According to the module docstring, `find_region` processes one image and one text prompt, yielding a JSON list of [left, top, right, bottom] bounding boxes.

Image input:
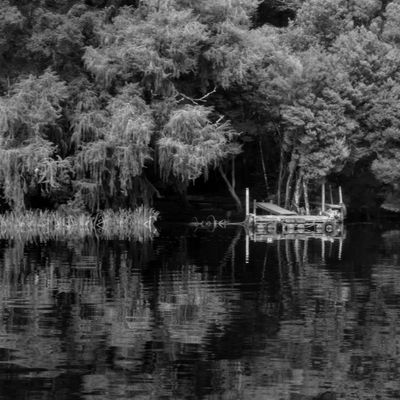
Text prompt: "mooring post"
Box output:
[[245, 187, 250, 220], [245, 233, 249, 264], [321, 182, 326, 213], [339, 238, 343, 260]]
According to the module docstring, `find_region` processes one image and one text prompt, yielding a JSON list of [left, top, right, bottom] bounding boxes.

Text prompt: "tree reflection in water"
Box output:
[[0, 226, 399, 399]]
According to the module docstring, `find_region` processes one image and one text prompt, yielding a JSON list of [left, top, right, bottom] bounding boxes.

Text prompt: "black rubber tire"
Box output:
[[266, 223, 276, 233], [325, 223, 334, 233], [297, 224, 305, 233]]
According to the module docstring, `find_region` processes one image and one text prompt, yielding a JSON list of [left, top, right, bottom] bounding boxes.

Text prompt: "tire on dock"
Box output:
[[296, 223, 305, 233], [324, 221, 334, 234], [266, 222, 277, 234], [283, 223, 295, 234]]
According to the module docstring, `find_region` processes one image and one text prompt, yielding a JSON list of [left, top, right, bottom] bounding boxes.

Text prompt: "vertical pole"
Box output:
[[245, 233, 249, 264], [253, 200, 256, 216], [339, 186, 343, 204], [321, 238, 325, 264], [329, 185, 333, 204], [245, 187, 250, 219], [321, 182, 326, 213], [339, 238, 343, 260]]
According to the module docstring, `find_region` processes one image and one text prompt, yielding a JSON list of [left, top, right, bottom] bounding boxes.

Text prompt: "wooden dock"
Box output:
[[245, 188, 345, 237]]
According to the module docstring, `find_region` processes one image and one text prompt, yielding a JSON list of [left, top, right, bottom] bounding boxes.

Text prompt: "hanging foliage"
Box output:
[[0, 138, 72, 210], [0, 70, 68, 143], [0, 71, 68, 210], [158, 105, 241, 184], [74, 85, 154, 209]]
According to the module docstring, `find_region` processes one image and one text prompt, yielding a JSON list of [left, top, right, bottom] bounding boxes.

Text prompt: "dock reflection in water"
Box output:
[[0, 225, 399, 399]]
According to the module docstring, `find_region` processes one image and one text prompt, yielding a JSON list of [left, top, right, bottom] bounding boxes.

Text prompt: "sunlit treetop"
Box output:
[[84, 5, 208, 90]]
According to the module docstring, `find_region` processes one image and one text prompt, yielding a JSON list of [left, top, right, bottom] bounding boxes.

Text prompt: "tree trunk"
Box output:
[[293, 172, 302, 213], [303, 178, 310, 215], [284, 167, 294, 210], [219, 165, 242, 212], [277, 146, 285, 206], [258, 136, 268, 197], [284, 155, 297, 209]]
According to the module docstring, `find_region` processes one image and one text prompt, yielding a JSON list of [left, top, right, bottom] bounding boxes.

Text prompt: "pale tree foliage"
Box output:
[[332, 28, 398, 87], [331, 27, 400, 185], [295, 0, 353, 45], [276, 0, 400, 208], [83, 5, 208, 90], [284, 0, 381, 51], [257, 41, 357, 208], [74, 85, 154, 210], [372, 153, 400, 185], [158, 105, 241, 185], [282, 98, 352, 182], [70, 88, 108, 146], [368, 82, 400, 188], [351, 0, 381, 25], [0, 70, 68, 141], [205, 23, 272, 88], [0, 71, 69, 210]]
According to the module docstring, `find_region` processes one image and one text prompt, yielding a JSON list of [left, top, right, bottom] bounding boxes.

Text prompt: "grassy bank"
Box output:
[[0, 206, 159, 241]]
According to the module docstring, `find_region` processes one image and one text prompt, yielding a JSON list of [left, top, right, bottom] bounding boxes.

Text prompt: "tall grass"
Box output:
[[101, 206, 159, 240], [0, 207, 159, 241]]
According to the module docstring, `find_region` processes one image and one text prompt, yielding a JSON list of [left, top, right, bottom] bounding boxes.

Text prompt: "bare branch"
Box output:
[[196, 86, 217, 102], [216, 115, 224, 124], [175, 86, 217, 105], [176, 92, 198, 105]]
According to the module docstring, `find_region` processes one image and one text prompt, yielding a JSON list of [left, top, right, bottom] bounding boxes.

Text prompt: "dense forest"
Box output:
[[1, 0, 400, 217]]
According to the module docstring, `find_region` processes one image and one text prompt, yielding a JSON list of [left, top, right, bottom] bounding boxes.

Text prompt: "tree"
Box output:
[[72, 84, 155, 210], [158, 105, 241, 209], [83, 4, 208, 92], [0, 70, 69, 210]]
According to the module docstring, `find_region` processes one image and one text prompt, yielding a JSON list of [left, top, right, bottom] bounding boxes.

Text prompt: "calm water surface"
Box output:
[[0, 225, 399, 399]]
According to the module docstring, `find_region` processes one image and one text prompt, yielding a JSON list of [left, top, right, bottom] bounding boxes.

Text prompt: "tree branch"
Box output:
[[196, 86, 217, 102], [175, 86, 217, 105]]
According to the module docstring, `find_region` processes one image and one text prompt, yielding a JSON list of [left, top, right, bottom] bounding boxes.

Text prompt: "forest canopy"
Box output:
[[0, 0, 399, 214]]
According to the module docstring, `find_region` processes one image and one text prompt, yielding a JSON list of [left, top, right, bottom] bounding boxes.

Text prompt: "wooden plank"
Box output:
[[251, 233, 343, 242], [256, 202, 297, 215], [254, 214, 332, 223]]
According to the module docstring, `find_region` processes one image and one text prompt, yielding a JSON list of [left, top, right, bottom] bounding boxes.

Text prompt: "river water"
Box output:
[[0, 224, 399, 399]]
